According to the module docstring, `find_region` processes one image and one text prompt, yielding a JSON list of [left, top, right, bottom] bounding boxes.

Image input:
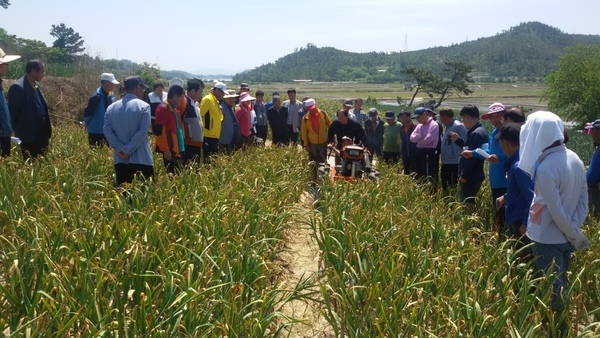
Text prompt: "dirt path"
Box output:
[[279, 191, 333, 338]]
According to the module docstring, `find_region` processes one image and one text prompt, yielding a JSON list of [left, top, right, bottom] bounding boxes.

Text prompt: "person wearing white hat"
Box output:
[[8, 60, 51, 160], [300, 98, 332, 181], [0, 48, 21, 157], [200, 81, 228, 163], [83, 73, 119, 147]]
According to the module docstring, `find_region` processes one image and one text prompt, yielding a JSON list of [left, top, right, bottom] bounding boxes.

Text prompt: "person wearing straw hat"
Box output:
[[0, 48, 20, 157], [8, 60, 51, 160], [83, 73, 119, 147]]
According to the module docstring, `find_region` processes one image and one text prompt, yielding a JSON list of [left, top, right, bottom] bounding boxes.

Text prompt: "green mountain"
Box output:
[[233, 22, 600, 83]]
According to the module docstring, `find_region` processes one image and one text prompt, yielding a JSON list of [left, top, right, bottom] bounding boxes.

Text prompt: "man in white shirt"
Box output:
[[283, 88, 303, 143], [146, 80, 167, 130]]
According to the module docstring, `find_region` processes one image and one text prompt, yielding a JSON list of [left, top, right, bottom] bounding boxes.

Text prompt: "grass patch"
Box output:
[[0, 125, 315, 336]]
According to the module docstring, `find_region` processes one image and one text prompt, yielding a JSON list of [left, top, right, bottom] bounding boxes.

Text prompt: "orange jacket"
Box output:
[[154, 101, 185, 157]]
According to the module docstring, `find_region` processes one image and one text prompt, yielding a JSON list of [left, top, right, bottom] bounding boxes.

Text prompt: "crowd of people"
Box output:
[[0, 52, 597, 337]]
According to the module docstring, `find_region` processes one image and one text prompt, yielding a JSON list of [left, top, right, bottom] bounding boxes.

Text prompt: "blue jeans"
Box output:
[[531, 241, 574, 337]]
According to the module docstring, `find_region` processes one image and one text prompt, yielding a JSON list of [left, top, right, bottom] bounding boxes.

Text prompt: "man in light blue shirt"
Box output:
[[439, 107, 467, 192], [103, 76, 154, 186]]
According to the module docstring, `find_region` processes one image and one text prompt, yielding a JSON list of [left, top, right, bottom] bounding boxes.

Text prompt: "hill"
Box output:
[[233, 22, 600, 84]]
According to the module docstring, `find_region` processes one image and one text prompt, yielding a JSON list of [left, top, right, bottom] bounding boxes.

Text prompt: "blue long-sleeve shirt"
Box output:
[[587, 147, 600, 186], [472, 128, 508, 189], [504, 151, 534, 225], [103, 93, 153, 166]]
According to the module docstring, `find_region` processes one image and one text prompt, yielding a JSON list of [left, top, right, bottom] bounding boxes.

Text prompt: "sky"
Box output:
[[1, 0, 599, 75]]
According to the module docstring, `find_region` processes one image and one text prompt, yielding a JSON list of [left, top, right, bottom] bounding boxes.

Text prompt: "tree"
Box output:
[[0, 28, 18, 52], [427, 61, 474, 108], [50, 23, 85, 60], [401, 67, 438, 106], [134, 62, 161, 95], [0, 0, 9, 9], [543, 45, 600, 124]]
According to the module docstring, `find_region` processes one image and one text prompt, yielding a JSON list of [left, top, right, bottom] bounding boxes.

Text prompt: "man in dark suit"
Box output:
[[8, 60, 52, 160]]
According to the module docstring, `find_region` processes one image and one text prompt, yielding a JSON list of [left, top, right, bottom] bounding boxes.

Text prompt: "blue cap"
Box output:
[[412, 107, 432, 118]]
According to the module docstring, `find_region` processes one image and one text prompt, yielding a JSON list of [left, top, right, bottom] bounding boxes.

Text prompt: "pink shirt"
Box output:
[[235, 107, 252, 137], [409, 117, 439, 149]]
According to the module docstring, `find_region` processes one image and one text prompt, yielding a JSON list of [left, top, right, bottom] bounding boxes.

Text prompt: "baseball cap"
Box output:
[[239, 83, 250, 90], [368, 108, 378, 116], [385, 111, 395, 119], [0, 48, 21, 64], [584, 119, 600, 130], [411, 107, 430, 118], [482, 102, 506, 120], [100, 73, 119, 85], [304, 98, 316, 110], [213, 82, 228, 93], [497, 122, 521, 142], [123, 76, 148, 90], [343, 99, 353, 107]]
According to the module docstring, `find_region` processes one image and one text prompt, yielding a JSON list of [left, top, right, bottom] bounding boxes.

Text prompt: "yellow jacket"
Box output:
[[301, 109, 331, 146], [200, 92, 223, 139]]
